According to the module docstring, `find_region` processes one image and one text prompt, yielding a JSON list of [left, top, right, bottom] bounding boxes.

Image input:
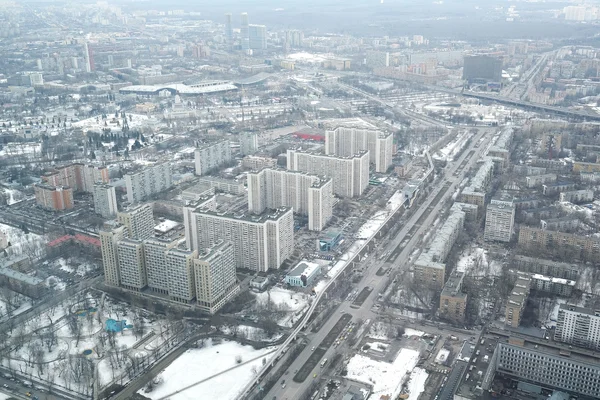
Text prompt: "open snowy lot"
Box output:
[[0, 290, 32, 321], [255, 287, 311, 328], [140, 338, 276, 400], [346, 348, 421, 400]]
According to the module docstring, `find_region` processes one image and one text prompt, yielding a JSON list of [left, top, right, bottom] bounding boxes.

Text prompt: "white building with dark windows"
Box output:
[[325, 127, 393, 173], [185, 206, 294, 272], [554, 304, 600, 350], [125, 163, 172, 203], [287, 149, 369, 198], [194, 140, 232, 176], [194, 241, 240, 314], [247, 168, 333, 231], [93, 184, 118, 218]]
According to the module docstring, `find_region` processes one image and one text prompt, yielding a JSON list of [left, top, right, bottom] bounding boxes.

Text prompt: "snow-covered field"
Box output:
[[140, 339, 275, 400], [255, 287, 310, 328], [346, 348, 420, 400], [456, 246, 502, 276], [0, 142, 42, 157], [0, 290, 32, 321], [221, 325, 283, 343], [0, 223, 46, 259], [55, 257, 98, 277], [407, 367, 429, 400], [433, 130, 471, 162], [435, 348, 450, 364], [328, 191, 404, 278], [367, 321, 393, 340], [404, 328, 425, 337]]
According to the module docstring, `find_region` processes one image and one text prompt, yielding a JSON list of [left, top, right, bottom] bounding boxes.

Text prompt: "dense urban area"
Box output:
[[1, 1, 600, 400]]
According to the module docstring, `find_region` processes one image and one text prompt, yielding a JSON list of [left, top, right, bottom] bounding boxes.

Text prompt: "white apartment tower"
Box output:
[[325, 127, 393, 173], [248, 24, 267, 50], [117, 239, 146, 291], [247, 168, 333, 231], [125, 163, 172, 203], [144, 238, 177, 294], [194, 241, 240, 314], [239, 132, 259, 156], [100, 225, 125, 286], [484, 199, 515, 242], [117, 203, 155, 240], [166, 247, 198, 303], [93, 184, 118, 218], [185, 207, 294, 272], [555, 304, 600, 350], [287, 149, 369, 198], [194, 140, 232, 176]]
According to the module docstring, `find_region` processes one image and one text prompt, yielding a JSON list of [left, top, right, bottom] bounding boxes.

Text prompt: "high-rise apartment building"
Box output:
[[240, 13, 249, 50], [194, 241, 240, 314], [248, 24, 267, 50], [287, 149, 369, 198], [185, 207, 293, 272], [144, 238, 177, 294], [83, 42, 94, 73], [125, 163, 172, 203], [100, 225, 125, 286], [117, 238, 146, 291], [366, 51, 390, 69], [166, 247, 198, 303], [325, 127, 393, 173], [463, 55, 502, 84], [194, 140, 232, 176], [239, 132, 258, 156], [248, 168, 333, 231], [554, 304, 600, 350], [284, 30, 304, 47], [117, 203, 155, 240], [42, 163, 109, 193], [93, 184, 118, 218], [225, 13, 233, 48], [34, 184, 74, 211], [484, 199, 515, 242]]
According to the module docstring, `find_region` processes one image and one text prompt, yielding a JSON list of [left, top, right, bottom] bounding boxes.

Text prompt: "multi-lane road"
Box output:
[[264, 127, 495, 400]]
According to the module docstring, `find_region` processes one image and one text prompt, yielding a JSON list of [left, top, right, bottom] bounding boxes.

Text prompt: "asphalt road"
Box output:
[[0, 374, 64, 400], [265, 127, 496, 400]]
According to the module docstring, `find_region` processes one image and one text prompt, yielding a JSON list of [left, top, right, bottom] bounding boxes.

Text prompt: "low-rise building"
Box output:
[[285, 261, 321, 287], [505, 275, 531, 328], [249, 276, 269, 291], [525, 173, 557, 188], [439, 271, 467, 323], [242, 155, 277, 170], [559, 189, 594, 203]]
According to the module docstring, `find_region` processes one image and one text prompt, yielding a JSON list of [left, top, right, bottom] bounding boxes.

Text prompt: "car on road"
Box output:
[[2, 384, 8, 389], [311, 346, 315, 351], [25, 392, 32, 397]]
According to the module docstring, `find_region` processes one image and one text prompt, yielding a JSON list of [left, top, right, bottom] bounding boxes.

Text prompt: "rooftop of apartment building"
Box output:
[[250, 167, 332, 188], [194, 206, 292, 224], [558, 303, 600, 317], [507, 275, 531, 309], [289, 147, 369, 160], [0, 267, 44, 285], [34, 183, 71, 191], [454, 327, 600, 400], [195, 139, 230, 150], [441, 272, 466, 299], [463, 158, 494, 193], [318, 117, 378, 130]]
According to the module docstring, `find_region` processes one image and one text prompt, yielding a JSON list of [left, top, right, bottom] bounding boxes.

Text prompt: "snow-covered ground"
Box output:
[[0, 290, 32, 321], [72, 113, 152, 134], [346, 348, 420, 400], [140, 339, 275, 400], [0, 142, 42, 157], [255, 287, 310, 327], [328, 191, 404, 278], [0, 223, 46, 259], [404, 328, 425, 337], [55, 257, 98, 277], [433, 130, 472, 162], [456, 246, 502, 276], [221, 325, 283, 343], [406, 367, 429, 400], [367, 321, 393, 340]]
